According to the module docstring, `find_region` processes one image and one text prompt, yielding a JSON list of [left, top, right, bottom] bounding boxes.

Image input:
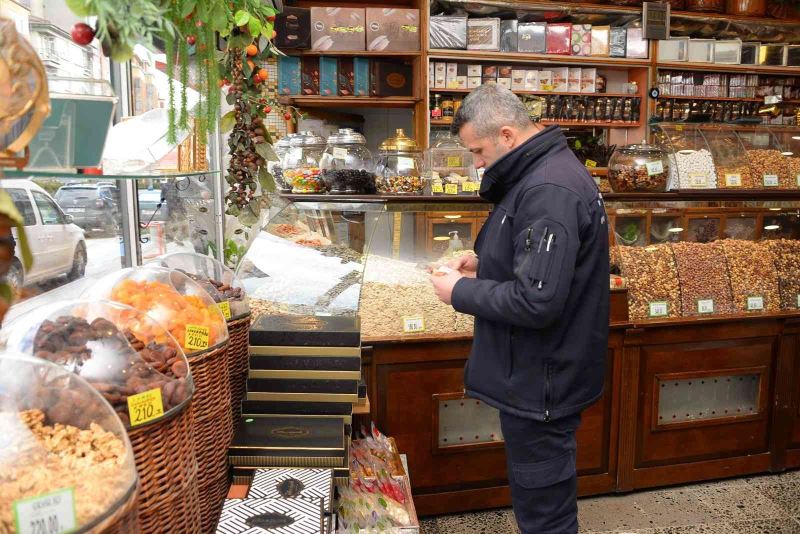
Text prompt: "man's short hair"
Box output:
[[450, 83, 533, 138]]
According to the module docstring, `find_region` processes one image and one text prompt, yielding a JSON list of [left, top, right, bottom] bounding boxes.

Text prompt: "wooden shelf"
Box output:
[[430, 88, 640, 98], [657, 95, 800, 104], [282, 49, 421, 57], [604, 189, 800, 201], [428, 49, 651, 68], [658, 61, 800, 75], [431, 118, 641, 128], [278, 95, 419, 108]]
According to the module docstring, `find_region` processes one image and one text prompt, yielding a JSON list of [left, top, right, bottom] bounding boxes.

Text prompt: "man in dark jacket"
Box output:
[[431, 84, 609, 533]]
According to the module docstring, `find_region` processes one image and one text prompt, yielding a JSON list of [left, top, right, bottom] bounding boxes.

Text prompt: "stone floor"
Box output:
[[419, 470, 800, 534]]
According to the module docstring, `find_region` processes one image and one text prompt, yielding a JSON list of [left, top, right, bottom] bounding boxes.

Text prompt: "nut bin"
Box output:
[[618, 244, 681, 320], [375, 129, 426, 194], [765, 239, 800, 310], [671, 242, 734, 316], [653, 124, 717, 189], [320, 128, 377, 194], [719, 239, 780, 312], [608, 141, 670, 192], [736, 128, 792, 188], [0, 352, 140, 534], [271, 134, 298, 193], [703, 126, 755, 189]]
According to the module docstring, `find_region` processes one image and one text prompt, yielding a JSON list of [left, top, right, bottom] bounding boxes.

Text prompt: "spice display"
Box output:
[[284, 166, 324, 193], [320, 170, 377, 194], [608, 142, 670, 193], [719, 239, 780, 312], [746, 149, 791, 188], [674, 149, 717, 189], [618, 244, 681, 320], [178, 272, 247, 317], [0, 409, 131, 532], [716, 164, 757, 189], [766, 239, 800, 309], [671, 242, 734, 316]]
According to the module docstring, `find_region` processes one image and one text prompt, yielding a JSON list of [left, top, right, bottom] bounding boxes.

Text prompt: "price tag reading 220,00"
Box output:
[[127, 388, 164, 427], [185, 324, 210, 351], [14, 488, 77, 534], [402, 316, 426, 333]]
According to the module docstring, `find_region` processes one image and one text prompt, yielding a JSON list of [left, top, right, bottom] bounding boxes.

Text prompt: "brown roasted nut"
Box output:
[[171, 360, 188, 378], [618, 244, 681, 320], [746, 149, 791, 188], [719, 239, 780, 312], [671, 242, 734, 316], [765, 239, 800, 309]]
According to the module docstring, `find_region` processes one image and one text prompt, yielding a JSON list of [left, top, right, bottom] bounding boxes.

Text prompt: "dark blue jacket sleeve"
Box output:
[[451, 184, 585, 329]]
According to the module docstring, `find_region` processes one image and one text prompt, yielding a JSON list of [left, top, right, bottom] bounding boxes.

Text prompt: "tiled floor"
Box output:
[[419, 471, 800, 534]]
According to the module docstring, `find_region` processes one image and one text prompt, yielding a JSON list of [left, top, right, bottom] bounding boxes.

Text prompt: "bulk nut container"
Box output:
[[736, 127, 792, 188], [653, 124, 717, 189], [0, 351, 138, 533], [375, 129, 426, 195], [319, 128, 377, 194], [608, 141, 671, 193], [282, 131, 327, 194], [425, 133, 480, 196]]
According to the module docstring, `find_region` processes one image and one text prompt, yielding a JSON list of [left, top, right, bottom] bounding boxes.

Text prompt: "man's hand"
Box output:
[[446, 255, 478, 278], [430, 270, 464, 305]]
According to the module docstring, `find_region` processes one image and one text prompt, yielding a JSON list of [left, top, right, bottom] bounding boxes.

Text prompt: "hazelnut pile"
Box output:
[[718, 239, 780, 313], [765, 238, 800, 309], [671, 242, 734, 316], [618, 244, 681, 320]]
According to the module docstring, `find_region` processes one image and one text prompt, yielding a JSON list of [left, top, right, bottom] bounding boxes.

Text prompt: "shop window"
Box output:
[[7, 189, 37, 226]]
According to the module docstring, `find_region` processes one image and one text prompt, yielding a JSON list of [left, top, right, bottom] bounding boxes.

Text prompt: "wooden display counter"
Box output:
[[361, 306, 800, 516]]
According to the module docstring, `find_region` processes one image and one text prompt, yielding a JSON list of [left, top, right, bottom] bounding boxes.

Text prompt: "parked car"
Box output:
[[3, 179, 87, 289], [54, 182, 120, 235], [138, 188, 169, 223]]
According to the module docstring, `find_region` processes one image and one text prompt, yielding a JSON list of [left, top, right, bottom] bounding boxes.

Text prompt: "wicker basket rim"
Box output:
[[75, 474, 138, 534], [186, 339, 229, 360]]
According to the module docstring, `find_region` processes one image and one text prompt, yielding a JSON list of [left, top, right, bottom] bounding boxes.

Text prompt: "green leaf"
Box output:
[[258, 167, 276, 193], [261, 6, 277, 16], [220, 110, 236, 133], [242, 58, 253, 78], [0, 190, 32, 271], [65, 0, 92, 17], [248, 18, 261, 38], [255, 143, 278, 162], [228, 33, 251, 49], [237, 204, 259, 226], [225, 92, 237, 105], [234, 10, 250, 26], [210, 2, 229, 33], [226, 204, 241, 217], [181, 0, 197, 19], [261, 22, 274, 39]]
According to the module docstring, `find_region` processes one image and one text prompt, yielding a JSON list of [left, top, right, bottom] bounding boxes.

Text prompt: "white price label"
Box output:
[[646, 161, 664, 176], [797, 294, 800, 309], [747, 296, 764, 311], [763, 174, 779, 187], [402, 316, 426, 333], [725, 174, 742, 187], [397, 157, 415, 172], [697, 299, 715, 314], [648, 301, 669, 318], [688, 173, 708, 188], [332, 147, 348, 160], [14, 488, 76, 534]]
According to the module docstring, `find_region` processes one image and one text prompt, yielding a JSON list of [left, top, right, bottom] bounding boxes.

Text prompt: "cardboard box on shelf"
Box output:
[[310, 7, 366, 51], [446, 62, 459, 89], [625, 26, 648, 59], [518, 22, 547, 54], [354, 57, 370, 96], [591, 26, 610, 56], [434, 62, 447, 89], [552, 67, 569, 93], [456, 64, 469, 89], [366, 8, 420, 52], [468, 77, 482, 88], [568, 68, 582, 93], [370, 60, 413, 96], [275, 7, 311, 49], [467, 64, 482, 77], [571, 24, 592, 56], [430, 15, 467, 49], [338, 57, 355, 96], [500, 20, 519, 52], [524, 70, 539, 91], [546, 23, 572, 55], [467, 18, 501, 51], [610, 27, 627, 58], [319, 57, 338, 96], [539, 70, 553, 92], [511, 69, 527, 91], [278, 56, 301, 95], [581, 67, 597, 93]]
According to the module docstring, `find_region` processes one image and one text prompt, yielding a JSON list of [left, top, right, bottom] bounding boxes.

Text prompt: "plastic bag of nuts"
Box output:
[[765, 239, 800, 310], [2, 300, 193, 429], [671, 242, 734, 316], [719, 239, 780, 313], [618, 244, 681, 320]]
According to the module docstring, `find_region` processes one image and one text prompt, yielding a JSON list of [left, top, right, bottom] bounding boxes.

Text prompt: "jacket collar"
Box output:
[[479, 125, 565, 203]]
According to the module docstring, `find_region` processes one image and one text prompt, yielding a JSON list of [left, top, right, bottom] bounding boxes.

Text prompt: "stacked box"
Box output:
[[500, 20, 518, 52], [275, 7, 311, 49], [610, 27, 627, 58], [354, 57, 370, 96], [248, 468, 334, 513], [366, 8, 420, 52], [518, 22, 546, 53], [591, 26, 610, 56], [310, 7, 366, 51], [571, 24, 592, 56], [319, 57, 338, 96], [569, 68, 582, 93], [278, 56, 301, 95], [467, 18, 501, 51], [218, 498, 326, 534], [430, 15, 467, 49], [546, 23, 572, 55]]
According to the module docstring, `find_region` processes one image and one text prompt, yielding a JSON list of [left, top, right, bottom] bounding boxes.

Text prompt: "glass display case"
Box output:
[[0, 351, 138, 533], [607, 141, 671, 193], [319, 128, 377, 195], [425, 133, 480, 196], [736, 127, 792, 189], [375, 129, 426, 195], [653, 124, 718, 189], [2, 300, 193, 429]]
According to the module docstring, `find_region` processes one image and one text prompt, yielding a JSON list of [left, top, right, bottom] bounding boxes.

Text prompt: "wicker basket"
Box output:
[[128, 398, 201, 533], [198, 471, 231, 533], [187, 342, 234, 526], [227, 315, 250, 426]]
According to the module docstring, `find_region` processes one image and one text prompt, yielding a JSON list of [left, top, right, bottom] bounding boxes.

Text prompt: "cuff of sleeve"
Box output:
[[451, 277, 480, 316]]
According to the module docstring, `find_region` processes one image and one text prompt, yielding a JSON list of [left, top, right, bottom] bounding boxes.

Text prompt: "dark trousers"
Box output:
[[500, 411, 582, 534]]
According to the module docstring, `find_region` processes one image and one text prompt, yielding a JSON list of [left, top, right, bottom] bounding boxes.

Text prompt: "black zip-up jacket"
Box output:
[[451, 126, 609, 422]]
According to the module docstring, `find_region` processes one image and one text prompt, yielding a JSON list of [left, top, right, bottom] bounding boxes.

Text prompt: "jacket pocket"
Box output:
[[514, 219, 568, 303], [511, 451, 574, 489]]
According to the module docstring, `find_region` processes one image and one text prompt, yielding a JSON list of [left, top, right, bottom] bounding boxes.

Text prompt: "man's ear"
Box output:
[[499, 126, 516, 147]]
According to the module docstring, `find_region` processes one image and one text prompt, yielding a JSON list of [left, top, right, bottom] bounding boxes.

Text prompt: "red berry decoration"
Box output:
[[263, 105, 272, 114], [186, 35, 196, 46], [259, 98, 267, 104], [283, 112, 292, 121], [70, 23, 95, 46], [195, 20, 204, 28], [268, 15, 276, 22], [253, 73, 262, 83]]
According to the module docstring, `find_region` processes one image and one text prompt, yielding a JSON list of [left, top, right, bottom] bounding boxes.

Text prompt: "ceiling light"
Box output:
[[668, 227, 684, 233], [764, 224, 780, 231], [444, 215, 462, 219]]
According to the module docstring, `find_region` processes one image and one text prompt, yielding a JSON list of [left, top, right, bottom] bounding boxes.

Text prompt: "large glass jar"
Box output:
[[608, 141, 671, 192], [375, 129, 425, 195], [0, 351, 138, 533], [319, 128, 377, 194], [425, 132, 480, 196], [282, 131, 326, 194], [2, 300, 194, 429], [271, 134, 297, 193], [148, 252, 250, 320]]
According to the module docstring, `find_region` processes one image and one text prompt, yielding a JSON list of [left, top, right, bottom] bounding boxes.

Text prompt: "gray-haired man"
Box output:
[[430, 84, 609, 533]]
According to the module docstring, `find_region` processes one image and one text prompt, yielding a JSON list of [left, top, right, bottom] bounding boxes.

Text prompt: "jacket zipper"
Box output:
[[544, 360, 552, 422]]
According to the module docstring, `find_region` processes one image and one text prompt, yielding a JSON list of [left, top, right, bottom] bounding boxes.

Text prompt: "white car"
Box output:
[[3, 179, 87, 288]]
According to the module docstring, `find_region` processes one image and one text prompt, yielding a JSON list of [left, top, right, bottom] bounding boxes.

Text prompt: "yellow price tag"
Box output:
[[445, 183, 459, 195], [462, 182, 477, 192], [185, 324, 210, 351], [446, 156, 462, 167], [585, 159, 597, 168], [217, 301, 232, 320], [128, 388, 164, 427], [432, 183, 444, 194]]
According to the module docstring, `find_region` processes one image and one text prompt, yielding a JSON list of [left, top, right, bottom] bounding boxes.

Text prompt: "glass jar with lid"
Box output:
[[608, 141, 671, 193], [271, 133, 297, 193], [425, 132, 480, 196], [375, 129, 425, 195], [0, 351, 138, 532], [319, 128, 377, 194], [282, 131, 327, 194]]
